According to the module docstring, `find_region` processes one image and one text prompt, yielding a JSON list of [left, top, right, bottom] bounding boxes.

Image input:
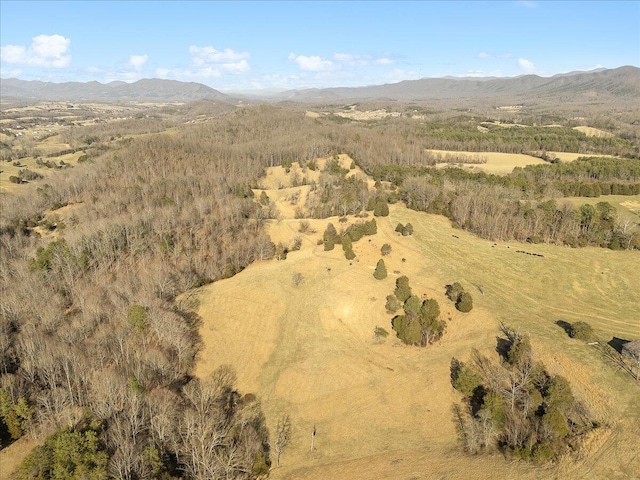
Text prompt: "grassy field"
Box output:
[[0, 151, 85, 194], [573, 126, 614, 138], [192, 164, 640, 479], [428, 149, 548, 174], [561, 194, 640, 226]]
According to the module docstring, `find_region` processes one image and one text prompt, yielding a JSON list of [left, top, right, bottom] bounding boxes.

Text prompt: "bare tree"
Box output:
[[273, 415, 292, 467]]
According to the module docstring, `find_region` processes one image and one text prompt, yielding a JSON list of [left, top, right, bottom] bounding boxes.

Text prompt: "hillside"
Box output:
[[190, 161, 640, 480], [3, 67, 638, 106], [276, 66, 640, 103], [0, 78, 229, 102]]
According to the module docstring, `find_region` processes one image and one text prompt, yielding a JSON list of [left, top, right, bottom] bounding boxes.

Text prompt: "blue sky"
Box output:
[[1, 1, 638, 91]]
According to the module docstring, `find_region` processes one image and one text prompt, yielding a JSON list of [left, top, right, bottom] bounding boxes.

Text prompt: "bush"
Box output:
[[385, 295, 401, 313], [394, 276, 412, 302], [395, 223, 404, 233], [402, 223, 414, 236], [362, 218, 377, 235], [446, 282, 465, 302], [450, 358, 482, 397], [568, 321, 593, 341], [276, 242, 288, 260], [373, 259, 387, 280], [374, 326, 389, 339], [298, 220, 312, 233], [323, 223, 339, 251], [392, 313, 422, 345], [403, 295, 422, 315], [381, 243, 392, 256], [128, 305, 148, 331], [373, 198, 389, 217], [455, 292, 473, 313]]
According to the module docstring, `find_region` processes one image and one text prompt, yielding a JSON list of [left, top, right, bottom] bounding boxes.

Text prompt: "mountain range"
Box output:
[[1, 66, 638, 104]]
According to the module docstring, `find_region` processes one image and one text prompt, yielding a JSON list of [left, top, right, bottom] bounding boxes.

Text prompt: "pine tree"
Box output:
[[373, 259, 387, 280]]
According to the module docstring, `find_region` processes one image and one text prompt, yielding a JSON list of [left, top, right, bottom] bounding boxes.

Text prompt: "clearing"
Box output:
[[192, 163, 640, 480], [427, 149, 547, 174]]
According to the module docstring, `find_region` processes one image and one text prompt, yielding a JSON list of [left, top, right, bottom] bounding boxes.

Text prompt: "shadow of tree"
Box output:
[[608, 336, 631, 354], [555, 319, 572, 337], [495, 336, 512, 361]]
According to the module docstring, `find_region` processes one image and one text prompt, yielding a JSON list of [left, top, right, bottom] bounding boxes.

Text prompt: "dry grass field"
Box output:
[[428, 149, 548, 174], [0, 151, 85, 194], [192, 165, 640, 480], [561, 194, 640, 226], [574, 126, 615, 138]]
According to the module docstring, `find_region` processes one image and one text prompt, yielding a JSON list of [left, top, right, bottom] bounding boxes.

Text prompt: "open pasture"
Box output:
[[194, 200, 640, 479]]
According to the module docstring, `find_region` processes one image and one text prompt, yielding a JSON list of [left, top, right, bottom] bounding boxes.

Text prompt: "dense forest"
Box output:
[[1, 104, 639, 477]]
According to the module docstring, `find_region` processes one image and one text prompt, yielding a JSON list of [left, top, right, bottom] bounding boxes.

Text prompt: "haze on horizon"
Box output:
[[1, 1, 638, 91]]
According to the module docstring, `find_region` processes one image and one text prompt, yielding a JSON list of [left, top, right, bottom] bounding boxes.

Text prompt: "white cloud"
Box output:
[[1, 34, 71, 68], [289, 53, 335, 71], [478, 52, 491, 59], [186, 45, 250, 75], [518, 58, 536, 72], [189, 46, 249, 65], [333, 53, 394, 67], [129, 54, 148, 69]]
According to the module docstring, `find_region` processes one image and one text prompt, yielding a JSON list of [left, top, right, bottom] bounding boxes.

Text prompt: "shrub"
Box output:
[[292, 272, 304, 287], [374, 326, 389, 339], [9, 176, 21, 184], [362, 218, 377, 235], [420, 298, 440, 323], [259, 191, 270, 205], [446, 282, 465, 302], [291, 236, 302, 251], [403, 295, 422, 315], [402, 223, 414, 236], [373, 198, 389, 217], [395, 223, 404, 233], [568, 321, 593, 341], [342, 235, 356, 259], [323, 223, 339, 251], [373, 259, 387, 280], [450, 358, 482, 397], [455, 292, 473, 313], [394, 276, 412, 302], [385, 295, 401, 313], [298, 220, 310, 233], [276, 242, 288, 260], [381, 243, 392, 256], [392, 313, 422, 345], [128, 305, 148, 331]]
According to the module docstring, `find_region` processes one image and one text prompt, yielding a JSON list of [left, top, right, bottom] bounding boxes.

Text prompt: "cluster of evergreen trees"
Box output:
[[385, 276, 446, 346], [451, 326, 595, 461]]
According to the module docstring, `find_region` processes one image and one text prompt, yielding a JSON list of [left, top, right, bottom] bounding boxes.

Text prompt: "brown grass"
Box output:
[[427, 149, 547, 174], [573, 126, 614, 138], [193, 196, 640, 479]]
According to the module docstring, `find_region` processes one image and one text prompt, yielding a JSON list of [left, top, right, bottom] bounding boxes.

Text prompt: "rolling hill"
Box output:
[[0, 77, 229, 102], [2, 66, 638, 104]]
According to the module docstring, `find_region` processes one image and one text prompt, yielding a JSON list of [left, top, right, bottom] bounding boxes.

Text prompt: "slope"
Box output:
[[192, 164, 640, 479]]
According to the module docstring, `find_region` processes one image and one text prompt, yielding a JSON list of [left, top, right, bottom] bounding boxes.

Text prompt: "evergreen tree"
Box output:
[[455, 292, 473, 312], [394, 276, 412, 302], [342, 235, 356, 260], [373, 259, 387, 280]]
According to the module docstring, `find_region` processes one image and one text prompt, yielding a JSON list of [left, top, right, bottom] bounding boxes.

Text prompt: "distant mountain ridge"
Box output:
[[1, 66, 638, 103], [0, 78, 228, 102], [274, 66, 640, 102]]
